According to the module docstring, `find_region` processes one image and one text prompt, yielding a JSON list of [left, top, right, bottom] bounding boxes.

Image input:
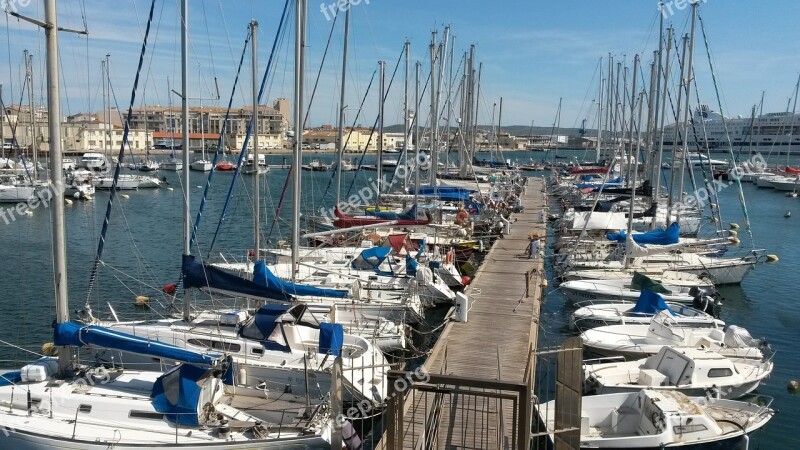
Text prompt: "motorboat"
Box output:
[[303, 159, 329, 171], [137, 160, 160, 172], [190, 159, 213, 172], [216, 160, 237, 171], [536, 389, 774, 449], [583, 346, 773, 399], [79, 152, 110, 172], [571, 294, 723, 330], [580, 312, 767, 360], [159, 158, 183, 171]]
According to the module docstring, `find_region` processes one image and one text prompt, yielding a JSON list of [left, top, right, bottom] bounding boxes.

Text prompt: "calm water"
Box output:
[[1, 150, 798, 448]]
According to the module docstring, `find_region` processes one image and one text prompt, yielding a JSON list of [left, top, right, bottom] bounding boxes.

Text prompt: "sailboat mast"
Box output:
[[667, 34, 689, 216], [292, 0, 307, 282], [26, 51, 38, 179], [377, 60, 385, 207], [251, 20, 260, 260], [651, 26, 673, 228], [414, 61, 420, 206], [44, 0, 70, 375], [428, 31, 437, 186], [676, 2, 698, 224], [402, 40, 410, 190], [596, 58, 604, 164], [181, 0, 191, 321], [335, 6, 350, 208]]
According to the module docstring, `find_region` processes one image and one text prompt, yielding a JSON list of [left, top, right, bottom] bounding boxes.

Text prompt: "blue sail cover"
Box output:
[[410, 185, 474, 201], [0, 371, 21, 387], [575, 177, 623, 190], [352, 247, 392, 270], [630, 290, 674, 316], [607, 222, 680, 245], [405, 255, 418, 275], [151, 363, 211, 426], [54, 322, 219, 366], [252, 260, 347, 298], [319, 322, 344, 357], [182, 255, 292, 301]]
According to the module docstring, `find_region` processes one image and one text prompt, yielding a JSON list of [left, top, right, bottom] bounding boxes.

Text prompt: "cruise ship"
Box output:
[[662, 105, 800, 154]]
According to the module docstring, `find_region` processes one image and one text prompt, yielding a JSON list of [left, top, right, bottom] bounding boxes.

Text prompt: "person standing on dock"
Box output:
[[527, 233, 541, 259]]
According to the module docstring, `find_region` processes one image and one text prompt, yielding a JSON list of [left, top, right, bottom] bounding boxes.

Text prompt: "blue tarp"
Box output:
[[54, 322, 219, 366], [253, 260, 347, 298], [182, 255, 293, 301], [251, 304, 292, 352], [319, 322, 344, 357], [151, 363, 209, 426], [607, 222, 680, 245], [630, 290, 674, 316], [0, 371, 21, 387], [410, 185, 474, 201], [575, 177, 623, 189], [352, 247, 392, 270], [406, 255, 418, 275]]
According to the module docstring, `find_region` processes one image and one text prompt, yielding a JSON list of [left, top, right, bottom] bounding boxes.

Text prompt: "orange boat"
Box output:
[[215, 161, 236, 171]]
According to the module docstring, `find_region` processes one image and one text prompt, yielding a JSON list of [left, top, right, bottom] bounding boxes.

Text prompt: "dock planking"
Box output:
[[380, 176, 547, 449]]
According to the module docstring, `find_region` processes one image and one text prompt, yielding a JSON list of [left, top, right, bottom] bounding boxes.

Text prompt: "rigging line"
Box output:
[[191, 28, 251, 250], [303, 12, 339, 129], [318, 69, 378, 205], [697, 13, 754, 248], [85, 0, 157, 304], [345, 44, 405, 200], [208, 0, 291, 255]]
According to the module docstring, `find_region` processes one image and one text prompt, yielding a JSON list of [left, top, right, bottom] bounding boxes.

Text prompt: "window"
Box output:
[[708, 368, 733, 378], [79, 404, 92, 413], [129, 411, 165, 420], [251, 347, 264, 356], [187, 338, 241, 353], [241, 319, 267, 341]]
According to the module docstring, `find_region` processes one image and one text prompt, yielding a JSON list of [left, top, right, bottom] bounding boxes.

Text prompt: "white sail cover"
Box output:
[[571, 211, 628, 231]]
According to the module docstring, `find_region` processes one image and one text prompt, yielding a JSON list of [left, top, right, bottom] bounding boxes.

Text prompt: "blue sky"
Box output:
[[2, 0, 799, 130]]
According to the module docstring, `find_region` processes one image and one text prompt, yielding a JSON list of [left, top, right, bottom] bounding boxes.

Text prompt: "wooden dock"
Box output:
[[379, 176, 548, 449]]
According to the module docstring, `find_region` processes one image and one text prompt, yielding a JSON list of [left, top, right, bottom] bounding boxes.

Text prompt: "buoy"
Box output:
[[789, 380, 800, 391], [729, 237, 740, 245], [785, 210, 792, 218], [23, 210, 33, 216], [729, 223, 739, 229], [541, 279, 549, 288], [786, 192, 798, 198], [728, 230, 738, 237], [134, 295, 151, 306], [766, 254, 779, 263], [41, 342, 57, 356], [167, 187, 174, 191], [64, 198, 73, 206], [121, 194, 130, 199]]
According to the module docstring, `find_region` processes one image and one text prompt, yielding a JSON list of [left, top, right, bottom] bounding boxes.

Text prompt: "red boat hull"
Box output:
[[332, 207, 430, 228]]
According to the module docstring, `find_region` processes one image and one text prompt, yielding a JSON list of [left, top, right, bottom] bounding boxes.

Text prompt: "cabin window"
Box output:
[[241, 319, 267, 341], [79, 404, 92, 413], [708, 368, 733, 378], [129, 411, 165, 420], [251, 347, 264, 356], [187, 338, 241, 353]]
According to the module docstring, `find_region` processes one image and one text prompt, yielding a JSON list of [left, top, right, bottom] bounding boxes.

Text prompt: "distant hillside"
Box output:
[[383, 124, 594, 138]]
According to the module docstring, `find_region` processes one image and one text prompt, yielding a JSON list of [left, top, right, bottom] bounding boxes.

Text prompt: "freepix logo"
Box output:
[[1, 0, 31, 13], [659, 0, 708, 18], [319, 0, 370, 21]]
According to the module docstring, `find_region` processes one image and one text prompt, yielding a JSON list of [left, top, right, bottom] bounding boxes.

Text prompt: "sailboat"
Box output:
[[0, 2, 334, 447]]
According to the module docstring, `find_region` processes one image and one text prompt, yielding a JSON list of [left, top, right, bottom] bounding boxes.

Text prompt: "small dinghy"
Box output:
[[571, 290, 724, 330], [584, 346, 773, 399], [581, 311, 767, 360], [536, 389, 774, 449]]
